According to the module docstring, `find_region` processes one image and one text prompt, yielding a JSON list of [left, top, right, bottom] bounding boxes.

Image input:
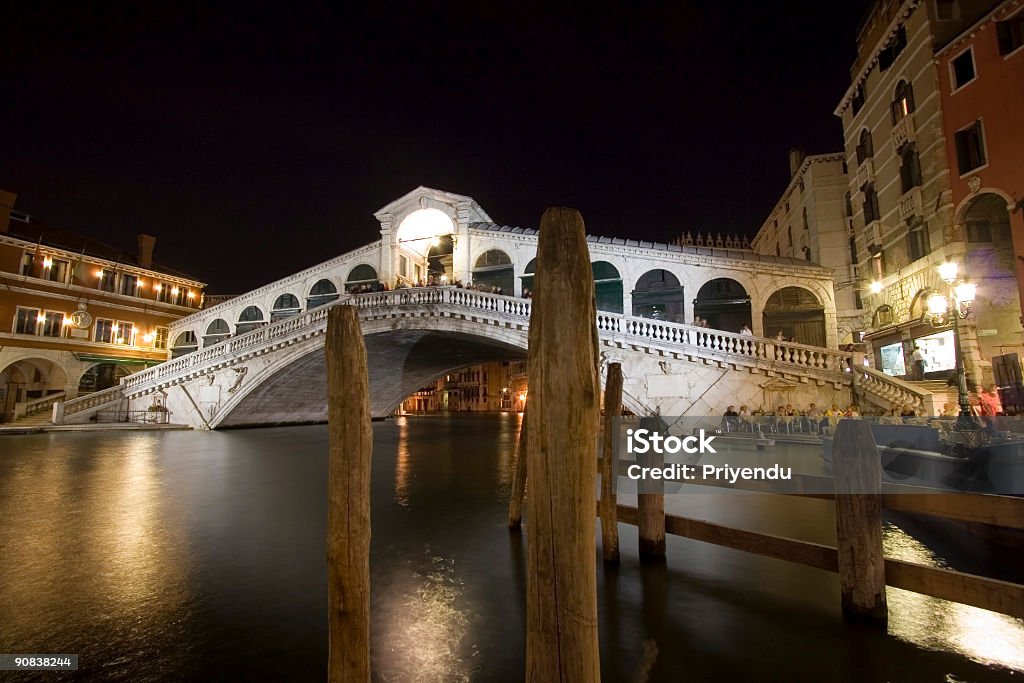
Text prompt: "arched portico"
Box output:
[[762, 286, 826, 347], [693, 278, 751, 332]]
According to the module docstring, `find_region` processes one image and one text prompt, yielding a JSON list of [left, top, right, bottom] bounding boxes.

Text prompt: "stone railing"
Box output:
[[892, 114, 916, 149], [15, 391, 66, 420], [59, 386, 124, 419], [854, 365, 933, 412], [122, 286, 857, 398]]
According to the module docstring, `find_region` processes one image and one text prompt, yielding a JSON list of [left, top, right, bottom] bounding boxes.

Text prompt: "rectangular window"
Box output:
[[15, 307, 40, 335], [95, 318, 115, 344], [851, 84, 866, 115], [41, 311, 64, 337], [951, 48, 976, 90], [907, 226, 930, 262], [154, 326, 169, 350], [99, 269, 117, 292], [114, 321, 135, 345], [954, 120, 987, 174], [997, 12, 1024, 55], [46, 259, 69, 283], [156, 282, 171, 303], [20, 252, 34, 276], [173, 288, 187, 306], [119, 273, 138, 296], [863, 186, 880, 224], [400, 255, 408, 278]]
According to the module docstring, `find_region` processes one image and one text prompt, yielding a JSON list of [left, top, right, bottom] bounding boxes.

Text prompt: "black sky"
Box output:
[[1, 1, 870, 292]]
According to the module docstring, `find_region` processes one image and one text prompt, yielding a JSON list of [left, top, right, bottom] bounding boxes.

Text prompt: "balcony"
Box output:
[[898, 187, 923, 221], [855, 158, 875, 188], [892, 114, 916, 149], [864, 219, 882, 245]]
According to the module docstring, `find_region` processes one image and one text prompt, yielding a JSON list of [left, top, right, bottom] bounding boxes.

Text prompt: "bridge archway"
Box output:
[[271, 294, 301, 322], [632, 269, 684, 321], [0, 357, 69, 418], [345, 264, 379, 293], [693, 278, 751, 333], [171, 331, 199, 357], [307, 279, 340, 309], [521, 259, 536, 295], [762, 286, 825, 346], [236, 305, 267, 335], [472, 249, 514, 293], [204, 319, 231, 347], [77, 362, 130, 393], [593, 261, 624, 313]]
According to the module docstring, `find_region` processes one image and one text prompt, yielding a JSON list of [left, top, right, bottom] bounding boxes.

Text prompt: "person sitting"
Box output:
[[723, 405, 739, 431]]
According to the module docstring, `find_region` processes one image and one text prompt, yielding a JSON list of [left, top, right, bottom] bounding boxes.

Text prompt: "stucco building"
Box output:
[[0, 190, 206, 422]]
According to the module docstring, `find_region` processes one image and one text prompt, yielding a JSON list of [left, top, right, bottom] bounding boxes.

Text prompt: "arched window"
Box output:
[[873, 304, 894, 328], [694, 278, 751, 331], [891, 80, 915, 124], [863, 184, 880, 223], [520, 258, 536, 295], [307, 279, 339, 309], [236, 305, 266, 334], [271, 293, 301, 321], [763, 287, 826, 346], [899, 144, 922, 193], [632, 269, 681, 320], [856, 129, 874, 165], [346, 264, 379, 293], [203, 319, 231, 347]]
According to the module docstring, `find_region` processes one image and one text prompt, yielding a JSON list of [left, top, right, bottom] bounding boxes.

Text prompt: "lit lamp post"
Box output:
[[926, 261, 977, 431]]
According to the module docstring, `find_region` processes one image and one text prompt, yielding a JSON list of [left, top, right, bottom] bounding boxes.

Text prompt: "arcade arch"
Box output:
[[472, 249, 514, 293], [762, 286, 825, 346], [694, 278, 751, 332], [632, 269, 684, 321]]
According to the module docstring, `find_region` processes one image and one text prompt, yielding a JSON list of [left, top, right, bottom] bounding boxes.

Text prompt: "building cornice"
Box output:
[[752, 153, 848, 246], [835, 0, 920, 117], [0, 280, 197, 319], [933, 0, 1021, 57]]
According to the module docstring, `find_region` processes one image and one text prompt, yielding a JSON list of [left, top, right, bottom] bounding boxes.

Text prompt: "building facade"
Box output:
[[752, 150, 863, 345], [935, 0, 1024, 333], [401, 360, 527, 414], [835, 0, 1021, 386], [0, 191, 206, 422]]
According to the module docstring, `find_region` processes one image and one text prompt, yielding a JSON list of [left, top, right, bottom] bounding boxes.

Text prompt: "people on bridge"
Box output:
[[739, 324, 753, 336], [774, 330, 786, 341]]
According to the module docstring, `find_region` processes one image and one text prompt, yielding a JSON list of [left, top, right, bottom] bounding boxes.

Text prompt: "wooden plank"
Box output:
[[600, 363, 623, 563], [832, 419, 887, 620], [880, 491, 1024, 530], [525, 207, 602, 682], [885, 558, 1024, 619], [326, 305, 371, 682], [507, 405, 528, 530]]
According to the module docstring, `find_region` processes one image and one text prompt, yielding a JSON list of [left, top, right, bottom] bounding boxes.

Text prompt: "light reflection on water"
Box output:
[[0, 418, 1021, 681]]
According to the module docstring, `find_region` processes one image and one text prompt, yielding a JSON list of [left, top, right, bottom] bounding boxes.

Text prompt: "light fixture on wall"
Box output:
[[926, 261, 978, 432], [43, 257, 53, 269], [869, 281, 882, 294]]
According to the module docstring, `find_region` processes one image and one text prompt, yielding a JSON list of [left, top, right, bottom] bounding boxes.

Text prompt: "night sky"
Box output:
[[2, 1, 870, 293]]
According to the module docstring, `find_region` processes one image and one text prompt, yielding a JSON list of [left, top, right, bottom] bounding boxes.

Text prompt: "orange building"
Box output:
[[0, 190, 206, 422], [936, 1, 1024, 326]]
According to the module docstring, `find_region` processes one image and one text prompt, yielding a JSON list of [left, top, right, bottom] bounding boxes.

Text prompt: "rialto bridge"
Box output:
[[56, 187, 936, 428]]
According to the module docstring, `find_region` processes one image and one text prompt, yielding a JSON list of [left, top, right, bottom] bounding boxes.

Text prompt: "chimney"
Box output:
[[0, 190, 16, 233], [788, 148, 806, 177], [137, 233, 156, 269]]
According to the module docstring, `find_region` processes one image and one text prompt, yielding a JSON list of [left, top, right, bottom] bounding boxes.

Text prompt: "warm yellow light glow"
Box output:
[[440, 275, 447, 283], [396, 208, 455, 243], [938, 261, 958, 283], [869, 281, 883, 294], [187, 290, 195, 298], [142, 332, 155, 343], [928, 293, 949, 316], [137, 280, 144, 288], [111, 324, 119, 332], [62, 316, 72, 326], [36, 313, 46, 323], [519, 392, 527, 403], [43, 257, 53, 269], [96, 269, 104, 278], [955, 282, 977, 304], [154, 283, 162, 292], [171, 287, 179, 295]]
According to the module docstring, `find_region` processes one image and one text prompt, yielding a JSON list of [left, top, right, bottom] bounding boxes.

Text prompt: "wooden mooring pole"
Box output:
[[600, 363, 623, 563], [507, 405, 528, 530], [326, 305, 372, 681], [637, 413, 666, 561], [832, 419, 887, 621], [525, 207, 602, 681]]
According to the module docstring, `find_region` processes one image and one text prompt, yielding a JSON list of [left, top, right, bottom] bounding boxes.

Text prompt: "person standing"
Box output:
[[911, 345, 926, 381]]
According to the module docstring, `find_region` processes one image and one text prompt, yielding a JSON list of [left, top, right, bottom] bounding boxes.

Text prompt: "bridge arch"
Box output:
[[693, 278, 751, 333], [0, 356, 69, 411], [171, 330, 199, 357], [345, 264, 379, 293], [307, 278, 340, 309], [521, 258, 536, 295], [471, 249, 514, 293], [204, 318, 231, 347], [271, 293, 302, 322], [592, 261, 624, 313], [632, 269, 684, 321], [236, 305, 267, 334], [762, 286, 826, 347]]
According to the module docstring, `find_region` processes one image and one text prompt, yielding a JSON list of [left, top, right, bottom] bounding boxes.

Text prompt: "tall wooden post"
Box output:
[[525, 207, 602, 682], [326, 305, 372, 681], [600, 363, 623, 563], [636, 414, 666, 561], [508, 406, 529, 530], [832, 419, 887, 621]]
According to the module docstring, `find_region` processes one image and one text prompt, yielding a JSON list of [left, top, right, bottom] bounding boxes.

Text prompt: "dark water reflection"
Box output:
[[0, 415, 1021, 681]]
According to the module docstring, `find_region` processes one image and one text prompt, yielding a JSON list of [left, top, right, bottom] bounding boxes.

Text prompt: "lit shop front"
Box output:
[[871, 328, 957, 379]]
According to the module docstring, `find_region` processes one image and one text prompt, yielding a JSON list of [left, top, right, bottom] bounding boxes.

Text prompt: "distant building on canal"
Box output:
[[401, 360, 527, 413]]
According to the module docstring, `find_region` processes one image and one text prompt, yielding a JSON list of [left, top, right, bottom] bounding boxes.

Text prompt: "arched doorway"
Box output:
[[762, 287, 825, 346], [472, 249, 514, 293], [427, 235, 455, 283], [0, 358, 68, 421], [593, 262, 623, 313], [396, 208, 455, 285], [694, 279, 751, 332], [632, 269, 683, 321], [78, 363, 130, 393]]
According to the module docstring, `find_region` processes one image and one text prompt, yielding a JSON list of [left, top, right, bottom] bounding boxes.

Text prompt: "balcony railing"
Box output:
[[892, 114, 916, 149], [898, 187, 922, 222], [855, 158, 875, 188]]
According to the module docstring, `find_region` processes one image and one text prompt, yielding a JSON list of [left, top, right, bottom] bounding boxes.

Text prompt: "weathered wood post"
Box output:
[[600, 363, 623, 563], [508, 405, 529, 530], [525, 207, 602, 681], [326, 305, 372, 681], [832, 418, 887, 621], [637, 412, 666, 561]]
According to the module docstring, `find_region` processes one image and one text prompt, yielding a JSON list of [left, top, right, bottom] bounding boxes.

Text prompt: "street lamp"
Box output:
[[925, 261, 978, 431]]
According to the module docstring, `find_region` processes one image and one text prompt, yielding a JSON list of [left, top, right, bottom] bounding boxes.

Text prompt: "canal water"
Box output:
[[0, 414, 1021, 682]]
